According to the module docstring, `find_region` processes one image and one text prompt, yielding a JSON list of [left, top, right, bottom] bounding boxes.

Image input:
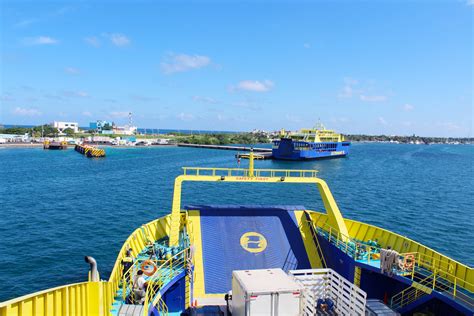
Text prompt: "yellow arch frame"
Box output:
[[169, 167, 349, 246]]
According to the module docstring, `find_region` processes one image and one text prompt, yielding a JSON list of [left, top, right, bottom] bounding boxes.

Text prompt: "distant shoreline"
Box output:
[[1, 141, 471, 150], [0, 143, 178, 149]]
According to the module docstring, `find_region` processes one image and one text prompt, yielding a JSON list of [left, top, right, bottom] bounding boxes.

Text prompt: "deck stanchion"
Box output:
[[368, 246, 371, 264], [454, 278, 457, 297]]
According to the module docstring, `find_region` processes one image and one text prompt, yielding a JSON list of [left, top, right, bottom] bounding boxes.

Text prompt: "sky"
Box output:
[[0, 1, 472, 136]]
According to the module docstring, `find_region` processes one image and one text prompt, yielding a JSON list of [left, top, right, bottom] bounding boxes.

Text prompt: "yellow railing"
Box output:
[[108, 216, 172, 306], [182, 167, 318, 178], [309, 220, 380, 265], [391, 266, 474, 310], [400, 252, 455, 278], [143, 248, 191, 316], [0, 281, 113, 316], [121, 257, 168, 303], [313, 219, 474, 310], [391, 272, 434, 309], [393, 252, 474, 309]]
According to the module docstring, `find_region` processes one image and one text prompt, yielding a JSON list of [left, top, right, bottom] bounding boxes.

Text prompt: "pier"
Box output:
[[74, 144, 106, 158], [177, 143, 272, 152], [43, 141, 68, 150]]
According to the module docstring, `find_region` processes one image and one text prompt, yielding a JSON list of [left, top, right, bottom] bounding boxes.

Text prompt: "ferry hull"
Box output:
[[272, 138, 351, 160]]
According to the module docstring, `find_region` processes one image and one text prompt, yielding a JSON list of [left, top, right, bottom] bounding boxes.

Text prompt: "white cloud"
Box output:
[[232, 100, 262, 111], [330, 117, 349, 124], [437, 122, 461, 131], [14, 19, 39, 28], [22, 36, 58, 45], [131, 94, 156, 102], [64, 67, 80, 75], [338, 77, 359, 98], [233, 80, 274, 92], [108, 33, 130, 47], [338, 77, 388, 102], [109, 111, 130, 119], [0, 93, 15, 102], [378, 117, 388, 125], [467, 0, 474, 6], [177, 112, 195, 121], [63, 90, 89, 97], [12, 107, 42, 116], [217, 114, 228, 121], [192, 96, 218, 104], [286, 114, 302, 123], [84, 36, 101, 47], [82, 111, 92, 117], [403, 104, 414, 111], [303, 43, 311, 49], [161, 53, 211, 74], [359, 95, 387, 102]]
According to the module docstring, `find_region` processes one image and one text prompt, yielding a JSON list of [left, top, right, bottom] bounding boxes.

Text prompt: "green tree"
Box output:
[[63, 128, 75, 136]]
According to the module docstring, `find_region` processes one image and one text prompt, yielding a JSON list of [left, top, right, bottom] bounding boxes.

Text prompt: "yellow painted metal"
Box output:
[[143, 248, 191, 315], [248, 150, 254, 177], [282, 123, 344, 143], [186, 210, 206, 297], [307, 210, 474, 292], [294, 211, 325, 268], [169, 167, 349, 246], [0, 281, 112, 316], [106, 214, 171, 314], [390, 272, 434, 309], [313, 213, 474, 305], [354, 266, 362, 287]]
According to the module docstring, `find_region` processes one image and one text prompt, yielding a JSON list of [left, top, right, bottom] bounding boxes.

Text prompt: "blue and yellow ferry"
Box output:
[[272, 123, 351, 160], [0, 153, 472, 316]]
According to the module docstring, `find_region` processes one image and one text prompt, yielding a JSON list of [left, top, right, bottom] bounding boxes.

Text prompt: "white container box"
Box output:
[[231, 269, 302, 316]]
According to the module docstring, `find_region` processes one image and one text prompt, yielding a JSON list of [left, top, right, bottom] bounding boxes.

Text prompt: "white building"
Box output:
[[113, 125, 137, 135], [51, 121, 79, 134], [0, 133, 30, 143]]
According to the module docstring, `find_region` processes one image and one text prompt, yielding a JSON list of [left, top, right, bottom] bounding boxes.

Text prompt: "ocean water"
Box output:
[[0, 143, 472, 301]]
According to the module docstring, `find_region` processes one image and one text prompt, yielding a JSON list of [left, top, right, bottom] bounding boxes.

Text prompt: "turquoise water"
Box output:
[[0, 143, 473, 301]]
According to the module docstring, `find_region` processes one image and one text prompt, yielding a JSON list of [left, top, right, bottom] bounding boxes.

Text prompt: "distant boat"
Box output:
[[272, 123, 350, 160]]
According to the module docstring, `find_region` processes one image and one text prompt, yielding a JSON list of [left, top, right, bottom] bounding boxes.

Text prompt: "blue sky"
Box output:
[[0, 1, 472, 136]]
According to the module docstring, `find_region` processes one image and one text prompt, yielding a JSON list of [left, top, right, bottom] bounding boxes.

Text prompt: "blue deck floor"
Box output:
[[193, 205, 311, 294]]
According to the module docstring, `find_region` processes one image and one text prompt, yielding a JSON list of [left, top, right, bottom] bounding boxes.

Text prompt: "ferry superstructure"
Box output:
[[0, 153, 473, 316], [272, 123, 351, 160]]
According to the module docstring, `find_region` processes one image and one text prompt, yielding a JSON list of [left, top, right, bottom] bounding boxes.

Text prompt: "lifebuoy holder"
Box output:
[[403, 253, 415, 270], [140, 260, 157, 276]]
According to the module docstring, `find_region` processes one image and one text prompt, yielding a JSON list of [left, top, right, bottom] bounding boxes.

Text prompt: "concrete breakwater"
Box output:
[[177, 143, 272, 152]]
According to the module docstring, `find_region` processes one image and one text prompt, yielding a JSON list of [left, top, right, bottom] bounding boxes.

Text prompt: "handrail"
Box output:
[[397, 252, 474, 304], [391, 272, 434, 308], [308, 220, 377, 261], [143, 247, 191, 315], [182, 167, 318, 178], [400, 252, 455, 276], [391, 265, 474, 310], [313, 219, 474, 303], [121, 257, 169, 303]]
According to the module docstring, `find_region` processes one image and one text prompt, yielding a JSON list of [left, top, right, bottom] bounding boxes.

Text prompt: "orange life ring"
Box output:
[[403, 254, 415, 269], [140, 260, 157, 276]]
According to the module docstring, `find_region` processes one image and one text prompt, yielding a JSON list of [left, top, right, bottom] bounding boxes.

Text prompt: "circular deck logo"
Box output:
[[240, 232, 267, 253]]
